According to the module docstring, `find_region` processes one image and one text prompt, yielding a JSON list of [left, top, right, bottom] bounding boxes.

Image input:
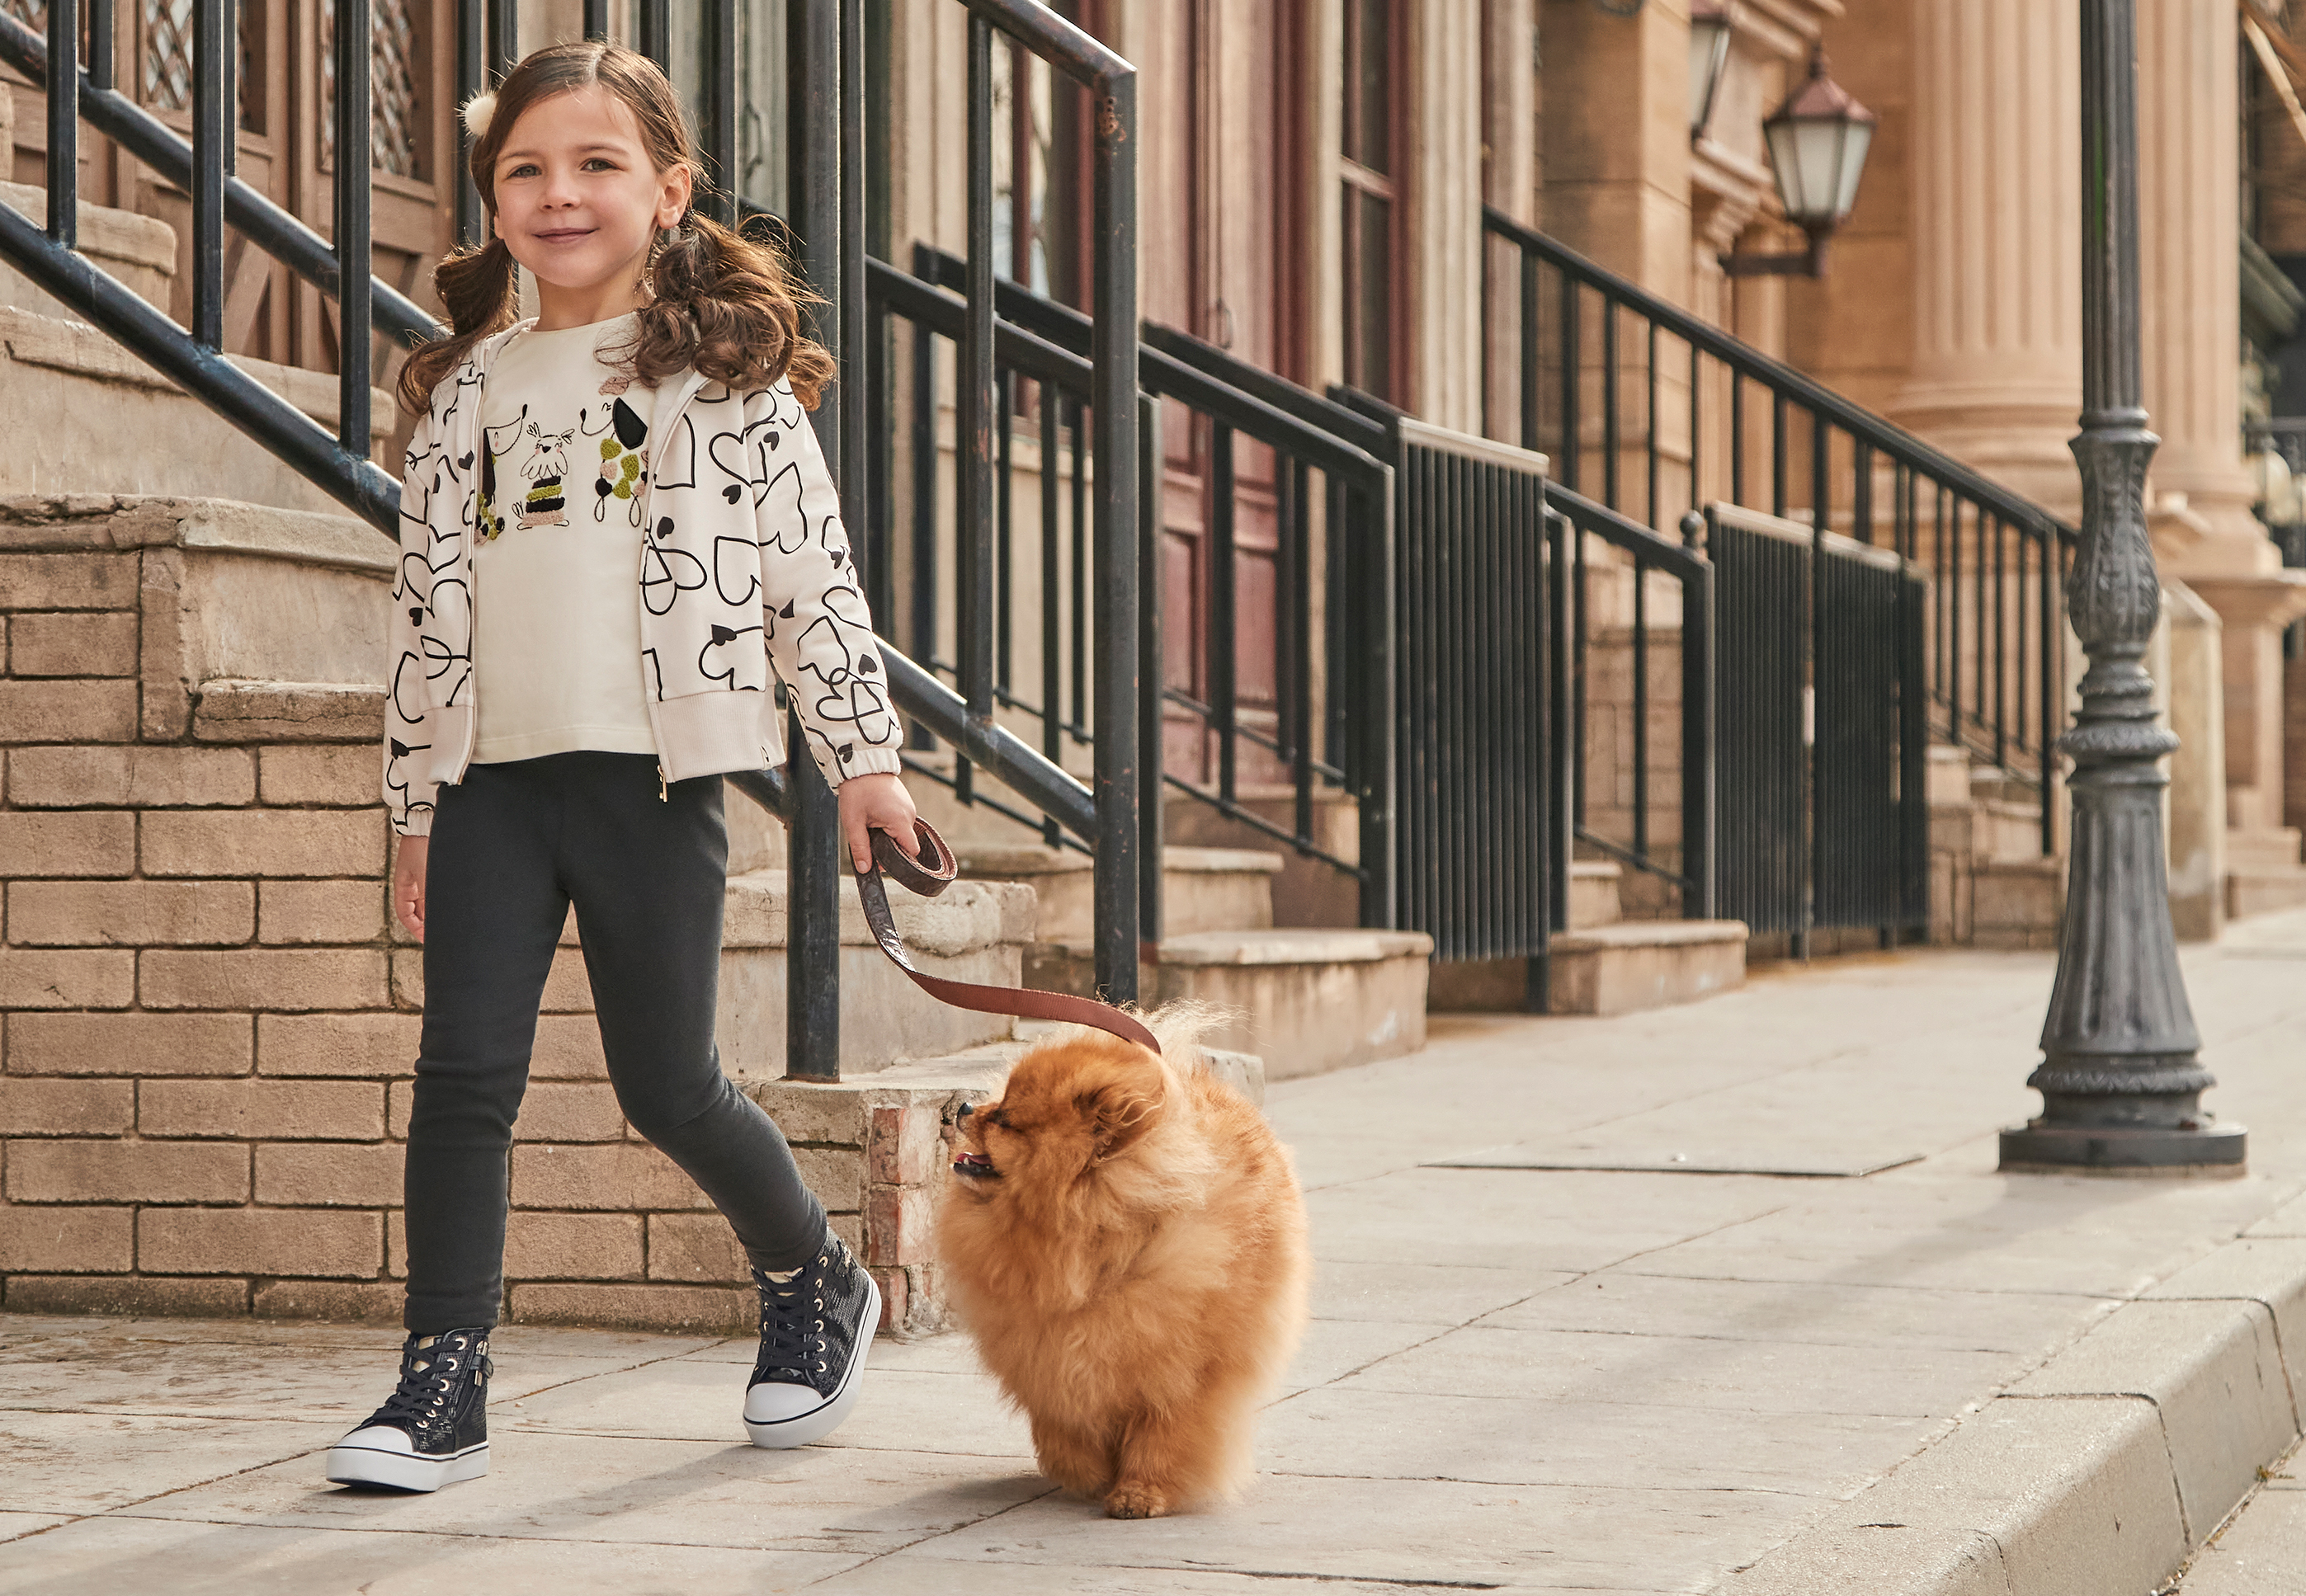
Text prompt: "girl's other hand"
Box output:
[[837, 771, 921, 874], [394, 834, 430, 941]]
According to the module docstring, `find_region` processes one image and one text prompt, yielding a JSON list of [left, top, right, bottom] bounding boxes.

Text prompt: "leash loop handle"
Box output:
[[854, 818, 1161, 1057]]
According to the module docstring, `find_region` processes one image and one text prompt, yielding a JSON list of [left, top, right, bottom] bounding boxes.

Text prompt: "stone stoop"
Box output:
[[1028, 930, 1433, 1080], [1568, 859, 1624, 929], [1543, 920, 1748, 1016], [958, 842, 1285, 942], [1931, 744, 2060, 947], [2226, 827, 2306, 920]]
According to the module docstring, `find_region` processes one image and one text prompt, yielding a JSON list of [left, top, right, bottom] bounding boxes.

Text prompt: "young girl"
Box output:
[[328, 40, 916, 1493]]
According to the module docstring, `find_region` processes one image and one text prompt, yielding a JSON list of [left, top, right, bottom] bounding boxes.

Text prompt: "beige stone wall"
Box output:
[[0, 497, 983, 1335]]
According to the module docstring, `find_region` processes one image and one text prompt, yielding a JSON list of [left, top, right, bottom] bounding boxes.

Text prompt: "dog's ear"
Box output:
[[1076, 1069, 1165, 1163]]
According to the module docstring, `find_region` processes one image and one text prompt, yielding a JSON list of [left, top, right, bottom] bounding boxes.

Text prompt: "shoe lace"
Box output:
[[375, 1335, 474, 1428], [752, 1259, 829, 1382]]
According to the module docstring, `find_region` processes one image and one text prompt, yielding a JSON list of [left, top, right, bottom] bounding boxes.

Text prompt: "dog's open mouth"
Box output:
[[952, 1151, 999, 1179]]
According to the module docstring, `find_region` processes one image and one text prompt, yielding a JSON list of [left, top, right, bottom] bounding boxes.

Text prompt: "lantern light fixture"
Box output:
[[1721, 45, 1877, 279]]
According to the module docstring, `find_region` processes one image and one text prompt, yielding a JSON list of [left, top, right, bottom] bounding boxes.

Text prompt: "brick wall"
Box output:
[[0, 496, 978, 1335]]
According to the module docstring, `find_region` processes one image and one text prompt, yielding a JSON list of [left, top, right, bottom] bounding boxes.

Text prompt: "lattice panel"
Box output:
[[141, 0, 192, 111], [320, 0, 423, 179]]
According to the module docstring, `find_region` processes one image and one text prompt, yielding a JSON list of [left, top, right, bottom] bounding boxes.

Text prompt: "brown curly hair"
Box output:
[[395, 40, 835, 417]]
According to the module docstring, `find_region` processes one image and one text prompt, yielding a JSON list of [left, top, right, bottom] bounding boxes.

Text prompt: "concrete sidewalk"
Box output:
[[6, 912, 2306, 1594]]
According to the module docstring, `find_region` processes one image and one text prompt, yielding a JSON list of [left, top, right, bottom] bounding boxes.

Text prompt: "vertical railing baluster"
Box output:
[[1853, 437, 1873, 545], [1602, 294, 1620, 509], [1771, 391, 1788, 520], [997, 370, 1014, 694], [1138, 392, 1164, 947], [1688, 341, 1701, 520], [2040, 524, 2061, 854], [1974, 502, 1988, 740], [1731, 371, 1745, 506], [1210, 422, 1238, 803], [335, 0, 370, 454], [89, 0, 113, 92], [960, 16, 996, 742], [1090, 50, 1144, 1001], [638, 0, 667, 69], [487, 0, 515, 82], [1040, 380, 1063, 847], [192, 0, 225, 346], [1519, 247, 1540, 454], [785, 0, 842, 1083], [1070, 397, 1090, 742], [1559, 273, 1581, 494], [908, 288, 936, 692], [1632, 554, 1649, 859], [1645, 320, 1659, 529], [1290, 459, 1314, 845], [49, 0, 79, 245], [702, 0, 738, 224], [1810, 408, 1829, 538], [1948, 497, 1964, 747], [1992, 512, 2008, 769], [455, 0, 483, 242], [582, 0, 607, 38]]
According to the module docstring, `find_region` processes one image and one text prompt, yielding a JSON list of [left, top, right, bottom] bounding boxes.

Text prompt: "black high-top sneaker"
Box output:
[[325, 1326, 493, 1491], [743, 1231, 880, 1448]]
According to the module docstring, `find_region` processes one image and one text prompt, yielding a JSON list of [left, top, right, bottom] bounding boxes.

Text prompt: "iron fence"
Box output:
[[889, 247, 1398, 930], [1483, 207, 2072, 856], [0, 0, 1141, 1079], [1707, 505, 1927, 949]]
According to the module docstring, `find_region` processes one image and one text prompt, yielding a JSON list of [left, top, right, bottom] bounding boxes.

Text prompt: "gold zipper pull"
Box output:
[[658, 765, 668, 802]]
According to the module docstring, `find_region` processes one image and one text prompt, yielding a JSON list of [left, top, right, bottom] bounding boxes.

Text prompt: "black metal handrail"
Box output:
[[881, 248, 1398, 926], [1546, 482, 1716, 919], [1484, 206, 2068, 854], [3, 0, 1139, 1080]]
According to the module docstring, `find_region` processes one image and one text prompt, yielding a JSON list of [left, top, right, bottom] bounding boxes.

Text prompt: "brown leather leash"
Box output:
[[856, 819, 1162, 1056]]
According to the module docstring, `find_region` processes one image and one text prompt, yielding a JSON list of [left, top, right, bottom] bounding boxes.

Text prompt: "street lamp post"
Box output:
[[1999, 0, 2244, 1174]]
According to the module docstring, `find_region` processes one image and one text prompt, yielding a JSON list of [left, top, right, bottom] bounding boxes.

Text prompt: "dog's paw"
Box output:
[[1104, 1482, 1172, 1519]]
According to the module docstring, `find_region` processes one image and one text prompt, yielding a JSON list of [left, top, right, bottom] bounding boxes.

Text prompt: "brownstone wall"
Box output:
[[0, 496, 967, 1335]]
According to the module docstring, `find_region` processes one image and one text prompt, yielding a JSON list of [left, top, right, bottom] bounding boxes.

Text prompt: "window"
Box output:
[[1341, 0, 1398, 402]]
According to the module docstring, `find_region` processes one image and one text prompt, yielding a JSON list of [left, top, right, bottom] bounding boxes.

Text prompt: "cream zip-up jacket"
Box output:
[[384, 323, 902, 836]]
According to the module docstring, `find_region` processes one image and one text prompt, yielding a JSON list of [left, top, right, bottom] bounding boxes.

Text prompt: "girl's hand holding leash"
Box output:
[[394, 835, 429, 942], [839, 772, 919, 874]]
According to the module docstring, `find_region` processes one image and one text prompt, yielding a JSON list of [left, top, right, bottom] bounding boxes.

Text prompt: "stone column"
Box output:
[[2134, 0, 2306, 869], [1882, 0, 2082, 520]]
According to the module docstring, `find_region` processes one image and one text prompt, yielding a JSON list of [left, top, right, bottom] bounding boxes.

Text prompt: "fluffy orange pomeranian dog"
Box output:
[[937, 1010, 1310, 1519]]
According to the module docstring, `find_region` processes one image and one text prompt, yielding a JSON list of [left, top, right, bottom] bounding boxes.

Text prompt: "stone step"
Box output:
[[2227, 866, 2306, 921], [1972, 856, 2063, 950], [0, 275, 396, 511], [1570, 859, 1623, 929], [2226, 828, 2304, 873], [1543, 920, 1747, 1016], [959, 842, 1285, 942], [1029, 928, 1433, 1080]]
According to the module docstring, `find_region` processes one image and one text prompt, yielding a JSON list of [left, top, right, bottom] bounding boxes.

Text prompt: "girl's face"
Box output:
[[489, 84, 691, 312]]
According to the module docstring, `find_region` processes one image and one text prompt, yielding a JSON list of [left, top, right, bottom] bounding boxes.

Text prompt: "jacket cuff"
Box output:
[[823, 745, 903, 787]]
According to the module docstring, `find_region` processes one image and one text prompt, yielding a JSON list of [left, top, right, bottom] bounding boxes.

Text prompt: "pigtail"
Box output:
[[395, 236, 521, 416], [625, 212, 837, 408]]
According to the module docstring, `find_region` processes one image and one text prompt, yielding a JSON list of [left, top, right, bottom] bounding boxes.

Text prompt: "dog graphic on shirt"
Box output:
[[516, 421, 578, 529]]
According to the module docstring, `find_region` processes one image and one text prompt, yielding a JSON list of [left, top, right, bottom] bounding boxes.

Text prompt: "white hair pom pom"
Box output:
[[460, 91, 498, 139]]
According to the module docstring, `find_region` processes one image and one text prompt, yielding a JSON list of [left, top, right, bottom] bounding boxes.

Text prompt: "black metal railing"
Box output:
[[1706, 505, 1927, 950], [1484, 208, 2072, 857], [1, 0, 1140, 1080], [879, 247, 1399, 929]]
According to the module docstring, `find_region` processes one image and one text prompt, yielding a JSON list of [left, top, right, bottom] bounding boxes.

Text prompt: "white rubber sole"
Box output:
[[743, 1271, 881, 1449], [324, 1438, 490, 1492]]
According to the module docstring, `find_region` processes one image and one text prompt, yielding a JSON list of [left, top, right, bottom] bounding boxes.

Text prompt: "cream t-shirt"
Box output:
[[471, 313, 658, 764]]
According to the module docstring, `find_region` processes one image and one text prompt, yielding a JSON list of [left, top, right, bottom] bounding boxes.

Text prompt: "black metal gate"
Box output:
[[1710, 505, 1928, 949]]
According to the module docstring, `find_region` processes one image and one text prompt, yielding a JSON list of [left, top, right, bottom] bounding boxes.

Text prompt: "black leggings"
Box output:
[[402, 751, 825, 1334]]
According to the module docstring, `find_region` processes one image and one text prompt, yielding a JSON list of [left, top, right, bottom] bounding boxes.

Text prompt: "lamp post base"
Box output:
[[1999, 1120, 2247, 1173]]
